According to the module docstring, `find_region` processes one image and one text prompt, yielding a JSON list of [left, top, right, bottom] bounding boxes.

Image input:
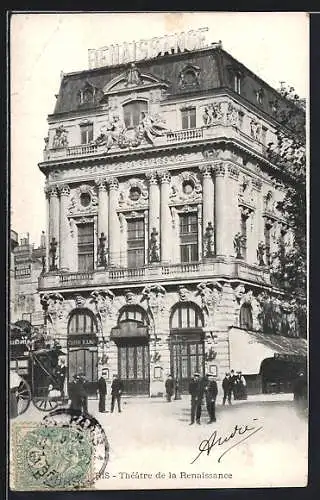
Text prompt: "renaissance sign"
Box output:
[[88, 27, 209, 69]]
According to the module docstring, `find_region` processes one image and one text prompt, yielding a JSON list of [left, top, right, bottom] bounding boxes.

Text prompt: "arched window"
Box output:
[[118, 305, 148, 325], [240, 304, 253, 330], [123, 100, 148, 129], [68, 309, 98, 334], [170, 303, 204, 330]]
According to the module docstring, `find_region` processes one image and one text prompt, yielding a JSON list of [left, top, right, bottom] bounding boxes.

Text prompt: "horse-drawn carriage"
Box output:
[[10, 325, 68, 416]]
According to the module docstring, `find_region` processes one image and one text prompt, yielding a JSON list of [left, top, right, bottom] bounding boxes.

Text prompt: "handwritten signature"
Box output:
[[191, 419, 263, 464]]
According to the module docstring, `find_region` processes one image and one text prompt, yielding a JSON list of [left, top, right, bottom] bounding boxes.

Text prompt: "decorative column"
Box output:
[[96, 178, 109, 266], [107, 177, 119, 267], [58, 184, 71, 271], [214, 163, 227, 256], [146, 171, 160, 263], [253, 178, 264, 263], [159, 170, 171, 263], [47, 185, 60, 266], [44, 187, 50, 272]]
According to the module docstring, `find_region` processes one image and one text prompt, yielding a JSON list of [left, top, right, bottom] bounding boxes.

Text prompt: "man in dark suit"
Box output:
[[205, 373, 218, 423], [111, 374, 124, 413], [69, 374, 82, 411], [188, 372, 204, 425], [98, 371, 107, 413], [165, 374, 175, 402], [222, 372, 232, 405]]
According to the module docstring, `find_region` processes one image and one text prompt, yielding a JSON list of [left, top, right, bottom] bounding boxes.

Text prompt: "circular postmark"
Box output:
[[21, 409, 109, 489]]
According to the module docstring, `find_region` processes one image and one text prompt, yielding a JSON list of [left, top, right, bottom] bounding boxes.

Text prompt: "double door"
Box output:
[[170, 336, 205, 393], [117, 340, 150, 395]]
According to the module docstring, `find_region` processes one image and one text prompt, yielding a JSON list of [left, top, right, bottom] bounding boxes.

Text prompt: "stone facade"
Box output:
[[37, 43, 305, 396]]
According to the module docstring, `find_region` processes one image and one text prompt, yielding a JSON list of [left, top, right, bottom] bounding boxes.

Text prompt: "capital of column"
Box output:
[[106, 177, 119, 190], [199, 164, 212, 178], [95, 177, 107, 192], [227, 163, 240, 180], [158, 169, 171, 184], [45, 185, 59, 198], [145, 171, 158, 185], [58, 184, 70, 197], [213, 162, 226, 177]]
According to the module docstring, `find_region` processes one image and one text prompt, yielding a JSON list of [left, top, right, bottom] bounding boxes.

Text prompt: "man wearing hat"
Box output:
[[205, 373, 218, 423], [98, 370, 108, 413], [188, 372, 204, 425]]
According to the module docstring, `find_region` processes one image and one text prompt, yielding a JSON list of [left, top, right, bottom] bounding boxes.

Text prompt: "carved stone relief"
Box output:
[[68, 184, 98, 216], [118, 178, 149, 209], [169, 171, 202, 204]]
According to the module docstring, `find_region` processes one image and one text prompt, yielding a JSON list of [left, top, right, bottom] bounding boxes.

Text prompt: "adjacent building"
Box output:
[[37, 32, 307, 396]]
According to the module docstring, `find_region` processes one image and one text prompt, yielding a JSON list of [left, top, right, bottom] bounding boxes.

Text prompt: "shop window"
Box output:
[[179, 213, 198, 262], [240, 304, 253, 330], [181, 107, 196, 129], [123, 100, 148, 129]]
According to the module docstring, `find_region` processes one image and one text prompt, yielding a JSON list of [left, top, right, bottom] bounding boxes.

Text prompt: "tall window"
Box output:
[[179, 213, 198, 263], [78, 223, 94, 271], [181, 108, 196, 129], [123, 100, 147, 129], [240, 304, 253, 330], [68, 310, 97, 335], [80, 123, 93, 144], [127, 219, 145, 268]]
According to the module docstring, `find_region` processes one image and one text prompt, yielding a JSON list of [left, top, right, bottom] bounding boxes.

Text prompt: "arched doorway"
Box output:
[[170, 302, 205, 393], [67, 309, 98, 395], [111, 306, 150, 395]]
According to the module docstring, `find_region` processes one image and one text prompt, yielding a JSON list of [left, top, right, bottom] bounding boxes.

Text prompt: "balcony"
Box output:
[[43, 123, 267, 164], [38, 258, 271, 291]]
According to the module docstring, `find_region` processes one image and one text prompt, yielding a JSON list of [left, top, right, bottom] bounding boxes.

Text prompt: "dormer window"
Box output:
[[256, 88, 264, 105], [123, 100, 148, 129], [234, 73, 241, 94], [179, 64, 201, 88]]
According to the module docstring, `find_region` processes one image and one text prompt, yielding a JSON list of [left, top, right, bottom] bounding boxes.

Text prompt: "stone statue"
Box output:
[[233, 233, 246, 259], [257, 241, 265, 266], [125, 63, 143, 87], [52, 126, 68, 148], [49, 237, 58, 271], [98, 232, 107, 267], [138, 112, 169, 145], [149, 228, 160, 263], [204, 222, 215, 258]]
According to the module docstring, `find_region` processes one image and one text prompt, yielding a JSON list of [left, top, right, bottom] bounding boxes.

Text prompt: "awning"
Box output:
[[229, 327, 307, 375], [111, 320, 149, 339]]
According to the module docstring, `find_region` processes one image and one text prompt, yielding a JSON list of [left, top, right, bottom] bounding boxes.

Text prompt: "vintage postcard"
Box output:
[[9, 11, 308, 490]]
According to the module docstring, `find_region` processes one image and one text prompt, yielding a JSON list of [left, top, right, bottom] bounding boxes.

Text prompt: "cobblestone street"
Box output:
[[12, 393, 308, 489]]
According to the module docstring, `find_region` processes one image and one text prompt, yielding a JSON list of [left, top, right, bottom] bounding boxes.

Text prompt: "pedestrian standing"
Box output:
[[165, 374, 175, 402], [55, 358, 66, 398], [230, 369, 237, 401], [222, 372, 232, 405], [238, 371, 247, 400], [111, 374, 123, 413], [69, 374, 82, 411], [98, 371, 107, 413], [205, 373, 218, 423], [188, 372, 203, 425], [78, 371, 88, 412]]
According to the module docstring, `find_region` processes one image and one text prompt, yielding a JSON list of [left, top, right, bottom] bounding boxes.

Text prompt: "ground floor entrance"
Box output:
[[117, 340, 150, 395], [170, 331, 205, 394], [68, 345, 98, 395]]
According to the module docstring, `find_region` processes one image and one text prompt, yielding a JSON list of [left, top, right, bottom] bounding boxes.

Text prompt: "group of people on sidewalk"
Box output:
[[222, 370, 247, 405], [97, 372, 124, 414]]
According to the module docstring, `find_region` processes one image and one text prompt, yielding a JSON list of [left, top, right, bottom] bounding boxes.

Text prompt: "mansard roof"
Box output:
[[52, 46, 304, 128]]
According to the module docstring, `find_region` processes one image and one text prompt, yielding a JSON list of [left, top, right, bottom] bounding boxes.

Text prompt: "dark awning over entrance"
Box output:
[[111, 320, 149, 339], [229, 327, 307, 375]]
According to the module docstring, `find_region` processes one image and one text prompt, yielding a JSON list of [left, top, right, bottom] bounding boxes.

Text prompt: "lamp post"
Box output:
[[170, 334, 181, 400]]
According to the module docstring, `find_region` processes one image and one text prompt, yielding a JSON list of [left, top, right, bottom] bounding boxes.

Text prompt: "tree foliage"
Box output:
[[266, 83, 306, 309]]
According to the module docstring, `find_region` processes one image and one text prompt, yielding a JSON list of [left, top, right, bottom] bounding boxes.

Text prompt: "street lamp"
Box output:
[[171, 334, 182, 400]]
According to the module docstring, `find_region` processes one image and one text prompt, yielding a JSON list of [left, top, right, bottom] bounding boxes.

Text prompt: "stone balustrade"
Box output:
[[38, 259, 270, 290]]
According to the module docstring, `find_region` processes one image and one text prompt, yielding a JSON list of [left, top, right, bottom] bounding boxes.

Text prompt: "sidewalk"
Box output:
[[119, 392, 294, 405]]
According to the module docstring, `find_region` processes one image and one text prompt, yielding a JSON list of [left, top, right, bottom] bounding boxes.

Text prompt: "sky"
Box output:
[[10, 12, 309, 246]]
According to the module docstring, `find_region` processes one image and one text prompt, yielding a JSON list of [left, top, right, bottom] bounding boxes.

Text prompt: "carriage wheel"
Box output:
[[16, 379, 31, 415], [32, 397, 59, 412]]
